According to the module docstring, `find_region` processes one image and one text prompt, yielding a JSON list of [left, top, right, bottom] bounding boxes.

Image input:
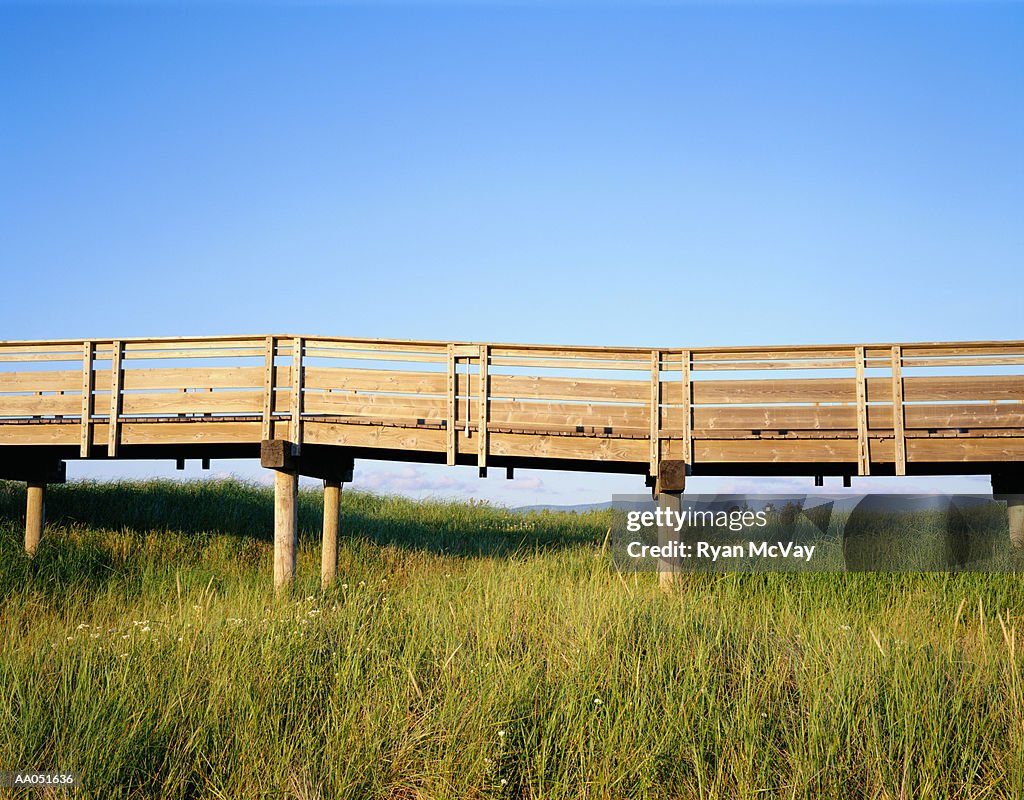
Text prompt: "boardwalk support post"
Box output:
[[25, 482, 45, 557], [261, 440, 354, 592], [273, 469, 298, 594], [320, 458, 353, 589], [322, 480, 341, 590], [263, 439, 299, 593], [992, 473, 1024, 554], [657, 490, 681, 592], [0, 459, 65, 558], [656, 460, 687, 591]]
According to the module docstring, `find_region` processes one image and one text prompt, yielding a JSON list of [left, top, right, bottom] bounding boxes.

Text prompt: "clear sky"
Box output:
[[1, 2, 1021, 503]]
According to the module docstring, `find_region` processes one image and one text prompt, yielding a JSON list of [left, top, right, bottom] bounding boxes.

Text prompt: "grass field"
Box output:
[[2, 479, 1023, 799]]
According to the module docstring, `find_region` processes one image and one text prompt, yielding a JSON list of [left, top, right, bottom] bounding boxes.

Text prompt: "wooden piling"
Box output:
[[322, 479, 341, 589], [25, 481, 45, 557], [1010, 499, 1024, 553], [657, 490, 681, 592], [274, 469, 298, 593], [993, 474, 1024, 552]]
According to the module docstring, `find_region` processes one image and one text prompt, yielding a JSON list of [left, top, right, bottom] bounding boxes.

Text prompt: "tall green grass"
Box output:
[[1, 479, 1023, 799]]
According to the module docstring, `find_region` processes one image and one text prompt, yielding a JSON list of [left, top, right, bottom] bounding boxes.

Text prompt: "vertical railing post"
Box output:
[[79, 341, 94, 458], [107, 340, 123, 457], [891, 345, 906, 476], [290, 337, 304, 455], [446, 344, 456, 466], [262, 336, 276, 441], [649, 350, 660, 480], [682, 350, 693, 467], [855, 346, 870, 476], [478, 344, 489, 477]]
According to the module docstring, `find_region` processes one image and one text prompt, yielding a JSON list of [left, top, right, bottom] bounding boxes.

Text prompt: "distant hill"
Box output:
[[514, 501, 614, 514]]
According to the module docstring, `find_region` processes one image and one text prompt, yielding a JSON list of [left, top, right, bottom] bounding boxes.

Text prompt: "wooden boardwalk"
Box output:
[[3, 334, 1023, 587]]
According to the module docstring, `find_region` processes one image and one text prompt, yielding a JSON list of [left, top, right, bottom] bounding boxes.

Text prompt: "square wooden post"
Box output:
[[657, 490, 682, 591], [656, 459, 687, 591]]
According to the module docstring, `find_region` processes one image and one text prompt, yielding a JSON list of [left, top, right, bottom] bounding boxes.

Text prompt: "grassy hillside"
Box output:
[[1, 479, 1023, 799]]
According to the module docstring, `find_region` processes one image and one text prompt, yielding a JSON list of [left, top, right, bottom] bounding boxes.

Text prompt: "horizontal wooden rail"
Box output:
[[1, 335, 1023, 477]]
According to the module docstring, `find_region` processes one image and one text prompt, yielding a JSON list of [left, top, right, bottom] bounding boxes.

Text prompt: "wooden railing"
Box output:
[[2, 335, 1024, 475]]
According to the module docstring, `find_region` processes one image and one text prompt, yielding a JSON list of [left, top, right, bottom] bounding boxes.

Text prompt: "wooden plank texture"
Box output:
[[0, 334, 1021, 477], [446, 344, 456, 466], [0, 371, 81, 392], [892, 345, 906, 476], [478, 344, 489, 470], [291, 337, 304, 453], [80, 341, 94, 457], [681, 351, 692, 464], [121, 366, 278, 391], [855, 347, 870, 475], [262, 336, 275, 440], [108, 340, 124, 456], [649, 350, 660, 475]]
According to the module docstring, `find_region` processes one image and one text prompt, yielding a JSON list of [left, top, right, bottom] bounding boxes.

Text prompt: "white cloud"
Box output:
[[352, 465, 476, 497], [505, 476, 544, 492]]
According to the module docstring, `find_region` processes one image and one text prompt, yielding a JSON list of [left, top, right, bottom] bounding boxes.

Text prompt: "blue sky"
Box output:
[[1, 2, 1021, 503]]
